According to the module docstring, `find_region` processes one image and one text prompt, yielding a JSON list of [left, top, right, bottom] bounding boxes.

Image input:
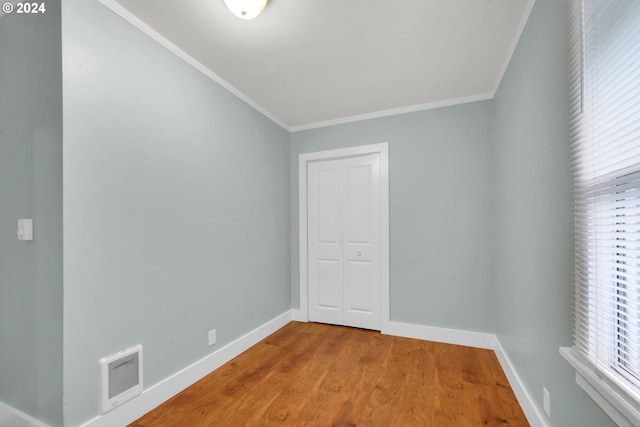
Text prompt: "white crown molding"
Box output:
[[96, 0, 290, 131], [491, 0, 536, 95], [78, 310, 293, 427], [290, 92, 494, 132], [94, 0, 532, 134]]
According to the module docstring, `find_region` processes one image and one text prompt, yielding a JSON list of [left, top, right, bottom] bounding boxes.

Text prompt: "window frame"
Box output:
[[562, 0, 640, 425]]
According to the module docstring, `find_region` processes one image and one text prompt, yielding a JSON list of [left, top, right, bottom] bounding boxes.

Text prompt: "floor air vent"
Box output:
[[99, 344, 143, 414]]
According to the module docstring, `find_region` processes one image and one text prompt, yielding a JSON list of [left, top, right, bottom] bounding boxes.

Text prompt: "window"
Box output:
[[562, 0, 640, 425]]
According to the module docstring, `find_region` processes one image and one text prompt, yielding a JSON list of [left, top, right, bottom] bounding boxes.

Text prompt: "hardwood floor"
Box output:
[[130, 322, 529, 427]]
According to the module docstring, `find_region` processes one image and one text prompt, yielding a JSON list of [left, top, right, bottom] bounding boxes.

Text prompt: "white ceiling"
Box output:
[[105, 0, 533, 131]]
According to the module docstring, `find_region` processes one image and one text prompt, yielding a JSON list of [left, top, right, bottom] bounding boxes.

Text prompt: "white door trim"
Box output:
[[298, 143, 389, 330]]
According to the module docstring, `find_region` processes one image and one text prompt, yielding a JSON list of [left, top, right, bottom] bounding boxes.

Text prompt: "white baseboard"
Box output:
[[77, 311, 546, 427], [382, 320, 547, 427], [493, 338, 549, 427], [79, 310, 293, 427], [0, 400, 50, 427], [383, 320, 496, 349]]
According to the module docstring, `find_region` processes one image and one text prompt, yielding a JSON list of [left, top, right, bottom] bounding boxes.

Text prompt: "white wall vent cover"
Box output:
[[99, 344, 143, 414]]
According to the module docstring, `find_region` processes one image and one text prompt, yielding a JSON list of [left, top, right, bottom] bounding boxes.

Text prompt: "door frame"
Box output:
[[298, 143, 389, 330]]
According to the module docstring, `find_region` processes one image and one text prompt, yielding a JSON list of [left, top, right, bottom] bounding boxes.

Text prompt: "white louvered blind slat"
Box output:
[[569, 0, 640, 416]]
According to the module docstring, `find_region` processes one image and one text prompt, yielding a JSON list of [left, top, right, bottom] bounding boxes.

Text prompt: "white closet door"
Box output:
[[307, 154, 381, 330], [342, 154, 380, 330], [308, 159, 344, 326]]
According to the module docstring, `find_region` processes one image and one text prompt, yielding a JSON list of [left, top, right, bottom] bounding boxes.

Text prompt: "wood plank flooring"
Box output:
[[130, 322, 529, 427]]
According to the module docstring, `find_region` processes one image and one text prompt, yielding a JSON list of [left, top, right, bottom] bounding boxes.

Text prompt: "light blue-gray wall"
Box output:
[[291, 1, 618, 426], [0, 0, 620, 425], [61, 0, 290, 424], [0, 1, 63, 425], [491, 0, 615, 426], [291, 103, 496, 333]]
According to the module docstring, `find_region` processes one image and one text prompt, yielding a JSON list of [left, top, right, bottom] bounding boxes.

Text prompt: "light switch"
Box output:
[[18, 219, 33, 241]]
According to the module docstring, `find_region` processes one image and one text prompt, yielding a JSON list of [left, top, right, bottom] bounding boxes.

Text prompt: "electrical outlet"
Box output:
[[208, 329, 216, 346], [543, 387, 551, 417]]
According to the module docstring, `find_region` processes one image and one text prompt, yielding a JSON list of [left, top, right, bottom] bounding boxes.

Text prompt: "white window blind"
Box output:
[[566, 0, 640, 424]]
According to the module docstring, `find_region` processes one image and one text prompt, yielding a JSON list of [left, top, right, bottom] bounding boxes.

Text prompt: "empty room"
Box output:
[[1, 0, 639, 426]]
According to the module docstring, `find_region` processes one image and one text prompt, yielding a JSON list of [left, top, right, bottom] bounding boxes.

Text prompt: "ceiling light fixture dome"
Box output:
[[224, 0, 268, 20]]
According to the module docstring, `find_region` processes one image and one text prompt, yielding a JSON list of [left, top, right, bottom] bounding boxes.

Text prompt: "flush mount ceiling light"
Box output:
[[224, 0, 269, 20]]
